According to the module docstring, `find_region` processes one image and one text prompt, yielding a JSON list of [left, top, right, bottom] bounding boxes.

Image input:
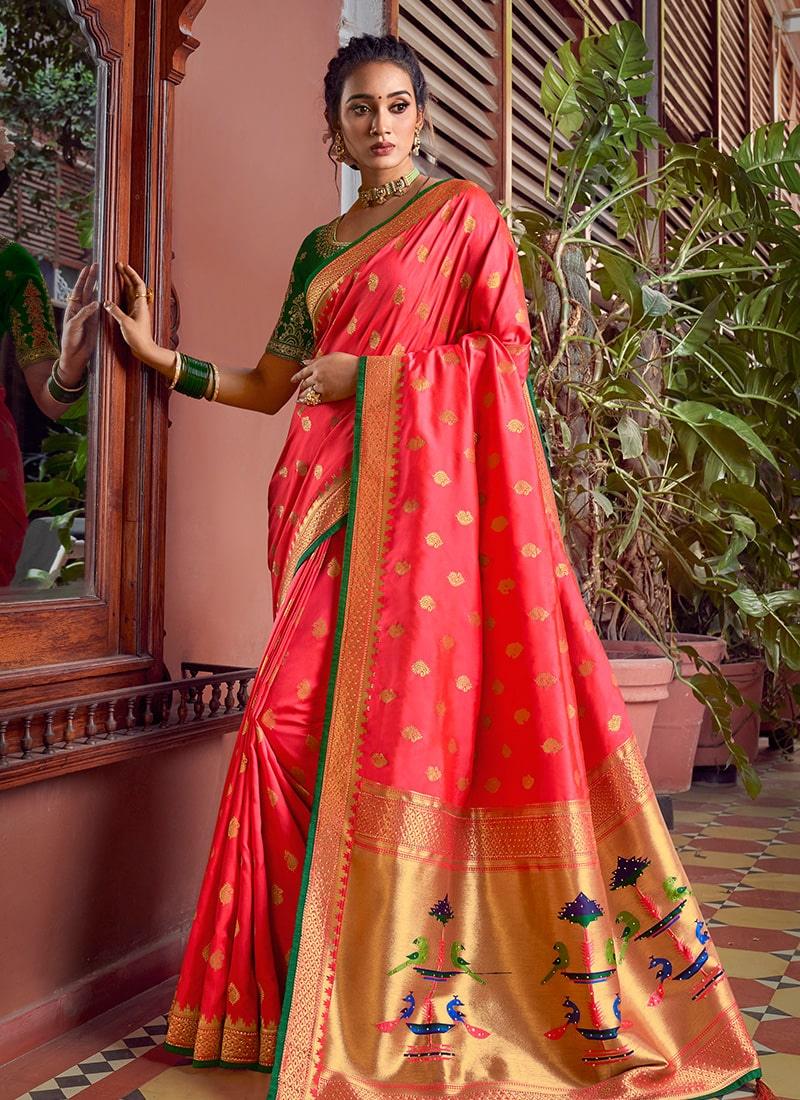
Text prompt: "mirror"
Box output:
[[0, 0, 100, 599]]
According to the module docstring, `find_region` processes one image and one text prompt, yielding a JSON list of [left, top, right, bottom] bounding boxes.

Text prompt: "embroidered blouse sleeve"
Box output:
[[1, 242, 60, 368], [264, 236, 317, 363]]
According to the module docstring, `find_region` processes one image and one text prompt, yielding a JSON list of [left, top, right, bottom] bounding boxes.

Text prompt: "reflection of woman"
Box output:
[[0, 123, 99, 584], [106, 36, 768, 1100]]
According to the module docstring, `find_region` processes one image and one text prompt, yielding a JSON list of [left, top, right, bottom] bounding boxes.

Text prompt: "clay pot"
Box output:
[[694, 658, 766, 773], [603, 635, 726, 794], [600, 643, 674, 758]]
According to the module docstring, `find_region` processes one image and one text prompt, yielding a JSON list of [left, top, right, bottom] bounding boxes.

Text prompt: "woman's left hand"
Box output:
[[291, 352, 359, 404], [59, 262, 100, 384]]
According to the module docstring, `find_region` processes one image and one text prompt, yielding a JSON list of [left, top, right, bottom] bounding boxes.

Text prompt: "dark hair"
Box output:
[[323, 33, 433, 169], [0, 167, 9, 201]]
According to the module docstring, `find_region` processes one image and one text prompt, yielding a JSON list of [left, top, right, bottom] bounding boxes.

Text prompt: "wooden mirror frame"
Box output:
[[0, 0, 206, 709]]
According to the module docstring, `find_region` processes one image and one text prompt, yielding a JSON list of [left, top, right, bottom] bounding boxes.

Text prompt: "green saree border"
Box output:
[[293, 514, 348, 578], [304, 177, 452, 290], [266, 355, 367, 1100], [696, 1067, 762, 1099], [525, 372, 553, 468]]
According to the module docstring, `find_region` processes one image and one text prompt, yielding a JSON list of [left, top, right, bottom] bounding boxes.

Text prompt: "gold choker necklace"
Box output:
[[357, 166, 421, 207]]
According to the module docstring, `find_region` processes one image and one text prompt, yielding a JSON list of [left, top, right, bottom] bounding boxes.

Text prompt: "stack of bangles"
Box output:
[[168, 350, 220, 401], [47, 358, 88, 404]]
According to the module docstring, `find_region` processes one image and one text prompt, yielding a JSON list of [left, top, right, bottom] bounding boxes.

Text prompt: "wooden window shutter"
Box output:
[[720, 0, 749, 151], [662, 0, 718, 142], [393, 0, 505, 197], [749, 0, 775, 128], [779, 40, 794, 121], [509, 1, 580, 211]]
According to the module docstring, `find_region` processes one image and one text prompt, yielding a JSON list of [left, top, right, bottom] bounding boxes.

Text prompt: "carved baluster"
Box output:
[[43, 711, 56, 754], [224, 680, 236, 712], [65, 706, 77, 747], [106, 700, 117, 737], [209, 681, 222, 716], [0, 720, 8, 766], [193, 686, 205, 721], [177, 687, 188, 725], [21, 717, 33, 757], [86, 703, 98, 743], [144, 695, 154, 727], [126, 696, 136, 732], [160, 690, 173, 727], [237, 677, 250, 710]]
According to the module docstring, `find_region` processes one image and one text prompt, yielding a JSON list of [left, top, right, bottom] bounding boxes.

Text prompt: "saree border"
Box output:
[[269, 353, 404, 1099], [275, 470, 351, 610], [306, 178, 466, 324]]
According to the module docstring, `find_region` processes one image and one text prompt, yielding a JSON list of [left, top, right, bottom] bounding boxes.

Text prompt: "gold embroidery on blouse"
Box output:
[[11, 279, 60, 367]]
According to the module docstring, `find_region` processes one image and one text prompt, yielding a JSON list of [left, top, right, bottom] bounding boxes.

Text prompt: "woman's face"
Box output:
[[337, 61, 423, 174]]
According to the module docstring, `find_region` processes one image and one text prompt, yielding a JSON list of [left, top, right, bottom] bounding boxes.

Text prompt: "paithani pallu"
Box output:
[[164, 179, 766, 1099]]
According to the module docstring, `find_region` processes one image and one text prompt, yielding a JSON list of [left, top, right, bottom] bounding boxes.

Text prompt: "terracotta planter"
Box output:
[[695, 658, 766, 771], [603, 635, 726, 794], [601, 644, 674, 758]]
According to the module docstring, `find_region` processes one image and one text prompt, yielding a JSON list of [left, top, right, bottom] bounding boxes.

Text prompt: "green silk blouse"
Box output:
[[264, 220, 347, 363], [0, 237, 60, 368]]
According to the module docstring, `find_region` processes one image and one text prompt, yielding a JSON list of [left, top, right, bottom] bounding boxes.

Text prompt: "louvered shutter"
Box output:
[[720, 0, 749, 151], [396, 0, 503, 195], [509, 1, 578, 211], [587, 0, 640, 28], [749, 0, 774, 128], [663, 0, 717, 143], [779, 41, 794, 121]]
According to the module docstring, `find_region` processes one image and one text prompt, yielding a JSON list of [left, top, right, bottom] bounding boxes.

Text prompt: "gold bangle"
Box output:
[[52, 357, 88, 393], [205, 363, 221, 402], [168, 350, 182, 390]]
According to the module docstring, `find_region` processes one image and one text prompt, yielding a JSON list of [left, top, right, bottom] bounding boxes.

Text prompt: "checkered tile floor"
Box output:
[[6, 744, 798, 1099], [671, 747, 800, 1100], [16, 1020, 168, 1099]]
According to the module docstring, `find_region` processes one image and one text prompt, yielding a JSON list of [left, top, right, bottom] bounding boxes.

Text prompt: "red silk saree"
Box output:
[[164, 180, 764, 1099]]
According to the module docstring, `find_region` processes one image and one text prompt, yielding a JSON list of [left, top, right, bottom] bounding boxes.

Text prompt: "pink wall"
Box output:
[[165, 0, 341, 675]]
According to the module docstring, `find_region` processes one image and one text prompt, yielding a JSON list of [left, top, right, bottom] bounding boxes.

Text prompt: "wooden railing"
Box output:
[[0, 663, 256, 790]]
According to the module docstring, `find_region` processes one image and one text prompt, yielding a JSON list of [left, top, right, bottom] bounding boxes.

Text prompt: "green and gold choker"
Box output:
[[357, 166, 420, 207]]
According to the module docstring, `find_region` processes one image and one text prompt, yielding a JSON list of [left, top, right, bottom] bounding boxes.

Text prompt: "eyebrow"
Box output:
[[345, 90, 412, 103]]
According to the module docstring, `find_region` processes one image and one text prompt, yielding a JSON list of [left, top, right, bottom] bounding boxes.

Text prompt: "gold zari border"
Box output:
[[353, 736, 654, 871], [274, 355, 404, 1098], [305, 180, 466, 322], [166, 1000, 277, 1067], [276, 470, 351, 610]]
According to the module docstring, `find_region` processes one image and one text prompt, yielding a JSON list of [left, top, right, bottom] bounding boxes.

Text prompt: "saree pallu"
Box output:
[[165, 179, 763, 1099]]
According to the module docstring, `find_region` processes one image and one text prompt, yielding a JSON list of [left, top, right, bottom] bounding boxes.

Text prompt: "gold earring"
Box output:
[[331, 131, 346, 163], [412, 126, 422, 156]]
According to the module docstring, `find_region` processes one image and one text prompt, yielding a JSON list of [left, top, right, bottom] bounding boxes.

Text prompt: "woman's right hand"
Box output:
[[103, 262, 162, 367]]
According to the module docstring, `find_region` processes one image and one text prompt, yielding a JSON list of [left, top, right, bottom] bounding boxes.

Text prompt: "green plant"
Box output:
[[0, 0, 96, 243], [24, 392, 88, 588], [511, 20, 800, 794]]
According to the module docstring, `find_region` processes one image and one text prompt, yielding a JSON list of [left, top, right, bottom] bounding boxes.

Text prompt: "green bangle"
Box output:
[[174, 354, 213, 399], [47, 360, 87, 404]]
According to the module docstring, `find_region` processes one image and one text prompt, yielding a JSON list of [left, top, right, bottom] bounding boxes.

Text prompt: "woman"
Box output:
[[105, 34, 771, 1100], [0, 121, 99, 584]]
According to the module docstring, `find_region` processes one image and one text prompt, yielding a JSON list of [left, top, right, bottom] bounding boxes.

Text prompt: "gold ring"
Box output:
[[302, 386, 322, 406], [67, 294, 80, 302]]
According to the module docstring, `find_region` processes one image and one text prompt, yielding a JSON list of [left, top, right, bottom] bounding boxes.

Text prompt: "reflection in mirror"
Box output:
[[0, 0, 99, 599]]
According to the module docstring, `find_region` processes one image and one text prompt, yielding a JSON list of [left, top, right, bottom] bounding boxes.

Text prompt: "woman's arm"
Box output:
[[21, 264, 100, 418], [104, 262, 309, 416]]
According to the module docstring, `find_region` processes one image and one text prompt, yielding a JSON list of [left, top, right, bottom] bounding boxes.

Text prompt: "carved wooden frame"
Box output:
[[0, 0, 206, 708]]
